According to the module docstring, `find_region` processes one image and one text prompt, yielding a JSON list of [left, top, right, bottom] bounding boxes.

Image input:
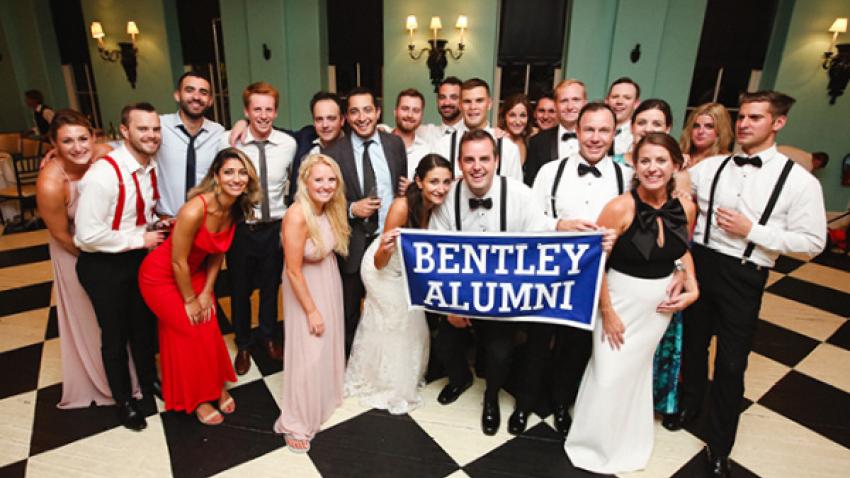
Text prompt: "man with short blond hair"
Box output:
[[224, 81, 296, 374], [605, 77, 641, 155]]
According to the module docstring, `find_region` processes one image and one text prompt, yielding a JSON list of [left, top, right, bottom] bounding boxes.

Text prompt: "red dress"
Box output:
[[138, 195, 237, 412]]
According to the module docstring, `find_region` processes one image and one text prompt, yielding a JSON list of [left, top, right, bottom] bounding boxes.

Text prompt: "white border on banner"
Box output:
[[396, 228, 607, 331]]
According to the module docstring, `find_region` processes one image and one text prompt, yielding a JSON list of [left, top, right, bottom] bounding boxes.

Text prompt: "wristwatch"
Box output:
[[674, 259, 685, 272]]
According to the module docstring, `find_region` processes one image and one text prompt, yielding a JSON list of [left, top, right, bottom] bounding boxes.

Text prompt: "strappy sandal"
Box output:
[[219, 393, 236, 415], [284, 435, 311, 454], [196, 404, 223, 425]]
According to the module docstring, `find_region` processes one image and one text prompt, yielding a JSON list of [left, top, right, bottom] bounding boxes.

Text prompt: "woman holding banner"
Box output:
[[274, 154, 350, 453], [344, 154, 454, 414], [564, 133, 699, 473]]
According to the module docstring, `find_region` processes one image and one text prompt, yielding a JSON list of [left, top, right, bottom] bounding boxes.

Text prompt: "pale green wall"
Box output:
[[220, 0, 326, 129], [383, 0, 502, 125], [770, 0, 850, 210], [563, 0, 706, 136], [79, 0, 183, 126], [0, 0, 68, 131]]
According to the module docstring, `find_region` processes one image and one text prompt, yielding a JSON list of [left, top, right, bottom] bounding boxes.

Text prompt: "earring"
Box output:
[[213, 179, 221, 195]]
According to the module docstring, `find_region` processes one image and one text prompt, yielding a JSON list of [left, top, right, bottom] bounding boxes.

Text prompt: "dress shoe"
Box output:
[[508, 408, 529, 435], [116, 400, 147, 431], [437, 379, 473, 405], [266, 340, 283, 361], [705, 446, 731, 478], [150, 379, 163, 401], [553, 404, 572, 437], [234, 349, 251, 375], [481, 398, 500, 435], [662, 407, 697, 431]]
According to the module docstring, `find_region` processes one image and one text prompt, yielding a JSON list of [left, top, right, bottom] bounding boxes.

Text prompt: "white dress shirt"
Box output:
[[418, 120, 462, 145], [430, 176, 557, 233], [557, 124, 580, 160], [224, 129, 296, 221], [156, 112, 225, 216], [613, 120, 633, 156], [74, 145, 157, 253], [432, 124, 524, 182], [405, 132, 434, 178], [689, 144, 827, 268], [532, 154, 633, 222]]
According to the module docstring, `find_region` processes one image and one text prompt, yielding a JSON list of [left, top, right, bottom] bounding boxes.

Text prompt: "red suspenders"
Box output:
[[99, 155, 159, 231]]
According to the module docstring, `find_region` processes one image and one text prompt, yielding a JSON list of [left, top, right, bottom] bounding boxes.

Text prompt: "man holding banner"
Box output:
[[515, 102, 634, 436], [425, 129, 614, 436]]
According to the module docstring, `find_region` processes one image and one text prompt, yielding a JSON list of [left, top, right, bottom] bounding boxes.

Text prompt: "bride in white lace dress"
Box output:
[[344, 155, 454, 414]]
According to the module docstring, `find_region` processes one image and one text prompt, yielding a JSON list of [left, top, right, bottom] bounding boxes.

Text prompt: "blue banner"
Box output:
[[398, 229, 605, 329]]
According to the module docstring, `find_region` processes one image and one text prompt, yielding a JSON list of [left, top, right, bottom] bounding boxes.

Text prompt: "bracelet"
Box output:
[[674, 259, 685, 272]]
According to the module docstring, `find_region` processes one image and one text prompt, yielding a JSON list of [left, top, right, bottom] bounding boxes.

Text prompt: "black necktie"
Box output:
[[578, 163, 602, 178], [733, 155, 762, 168], [254, 140, 270, 221], [561, 132, 577, 141], [469, 197, 493, 210], [177, 125, 200, 197], [361, 140, 378, 234]]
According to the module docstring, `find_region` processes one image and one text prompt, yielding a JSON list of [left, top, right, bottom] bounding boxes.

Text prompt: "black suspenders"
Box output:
[[703, 156, 734, 245], [613, 161, 624, 194], [548, 157, 623, 219], [496, 138, 503, 175], [703, 157, 795, 262], [454, 176, 508, 232], [450, 131, 458, 172], [742, 159, 795, 260], [551, 158, 569, 219]]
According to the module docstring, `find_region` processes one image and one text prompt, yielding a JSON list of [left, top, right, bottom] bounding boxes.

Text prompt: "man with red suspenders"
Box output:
[[75, 103, 166, 431]]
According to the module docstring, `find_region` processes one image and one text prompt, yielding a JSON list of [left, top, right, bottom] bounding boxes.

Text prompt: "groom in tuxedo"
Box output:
[[323, 87, 407, 358]]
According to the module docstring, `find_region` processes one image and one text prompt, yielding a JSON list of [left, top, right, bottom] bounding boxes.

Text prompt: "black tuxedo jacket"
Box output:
[[523, 127, 560, 186], [322, 130, 407, 274]]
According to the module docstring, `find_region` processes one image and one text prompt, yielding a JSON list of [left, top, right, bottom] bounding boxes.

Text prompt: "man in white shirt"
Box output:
[[75, 103, 166, 431], [433, 78, 523, 181], [429, 129, 609, 436], [224, 82, 296, 374], [417, 76, 464, 145], [156, 71, 225, 217], [605, 77, 641, 156], [391, 88, 433, 177], [510, 103, 632, 436], [671, 91, 826, 477], [524, 79, 588, 185]]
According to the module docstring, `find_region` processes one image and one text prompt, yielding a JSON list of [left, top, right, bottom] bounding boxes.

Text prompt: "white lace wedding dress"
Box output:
[[344, 238, 429, 414]]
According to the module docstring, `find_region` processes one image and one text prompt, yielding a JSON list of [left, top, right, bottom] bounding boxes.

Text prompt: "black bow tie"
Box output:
[[577, 163, 602, 178], [469, 197, 493, 210], [733, 155, 762, 168], [561, 132, 577, 141], [632, 199, 689, 261]]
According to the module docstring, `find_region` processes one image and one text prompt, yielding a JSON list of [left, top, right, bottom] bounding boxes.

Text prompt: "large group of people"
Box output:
[[32, 66, 828, 478]]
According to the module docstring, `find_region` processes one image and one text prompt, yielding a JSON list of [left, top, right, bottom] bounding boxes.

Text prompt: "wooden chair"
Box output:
[[0, 152, 40, 224]]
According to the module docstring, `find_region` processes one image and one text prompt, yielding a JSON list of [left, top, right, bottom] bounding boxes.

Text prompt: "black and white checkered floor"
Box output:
[[0, 228, 848, 478]]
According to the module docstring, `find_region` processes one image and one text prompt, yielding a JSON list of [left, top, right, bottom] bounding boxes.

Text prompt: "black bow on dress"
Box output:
[[631, 199, 689, 260]]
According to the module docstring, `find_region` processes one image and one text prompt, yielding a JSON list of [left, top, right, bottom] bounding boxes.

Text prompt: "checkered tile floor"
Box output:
[[1, 228, 848, 478]]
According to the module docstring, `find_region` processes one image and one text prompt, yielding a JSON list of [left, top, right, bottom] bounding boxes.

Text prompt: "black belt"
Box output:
[[244, 219, 282, 231], [693, 243, 766, 272]]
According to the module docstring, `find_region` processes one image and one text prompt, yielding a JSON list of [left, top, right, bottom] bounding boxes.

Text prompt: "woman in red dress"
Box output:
[[139, 148, 260, 425]]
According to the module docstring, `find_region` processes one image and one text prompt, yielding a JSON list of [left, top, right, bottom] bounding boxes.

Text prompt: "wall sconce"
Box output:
[[90, 20, 139, 89], [823, 17, 849, 104], [406, 14, 468, 92]]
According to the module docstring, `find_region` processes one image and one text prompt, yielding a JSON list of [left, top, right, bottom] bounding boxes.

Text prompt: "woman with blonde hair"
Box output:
[[274, 154, 350, 453], [679, 102, 733, 167], [139, 148, 260, 425]]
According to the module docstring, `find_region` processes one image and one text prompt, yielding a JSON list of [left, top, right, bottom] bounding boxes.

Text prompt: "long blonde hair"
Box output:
[[294, 154, 350, 257], [189, 147, 261, 223], [679, 102, 733, 158]]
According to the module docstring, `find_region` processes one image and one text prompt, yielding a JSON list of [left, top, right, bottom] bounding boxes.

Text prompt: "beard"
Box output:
[[440, 106, 460, 122], [179, 99, 208, 120]]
